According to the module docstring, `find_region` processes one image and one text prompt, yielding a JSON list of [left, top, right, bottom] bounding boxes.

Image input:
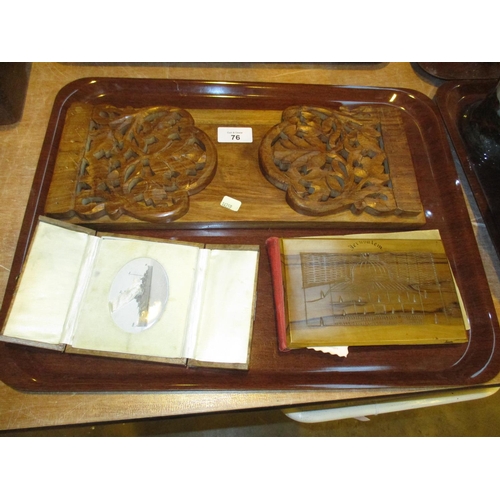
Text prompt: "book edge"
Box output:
[[265, 237, 290, 352]]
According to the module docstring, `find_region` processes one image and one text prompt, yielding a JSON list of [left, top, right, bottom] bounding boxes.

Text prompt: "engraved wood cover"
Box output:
[[278, 237, 468, 348]]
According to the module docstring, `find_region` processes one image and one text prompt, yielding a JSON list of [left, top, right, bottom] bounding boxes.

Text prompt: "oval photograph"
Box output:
[[108, 257, 169, 333]]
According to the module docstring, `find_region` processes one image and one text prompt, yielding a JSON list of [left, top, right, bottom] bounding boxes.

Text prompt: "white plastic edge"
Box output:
[[283, 387, 499, 423]]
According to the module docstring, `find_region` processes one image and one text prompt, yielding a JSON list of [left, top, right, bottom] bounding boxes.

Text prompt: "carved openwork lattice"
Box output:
[[259, 105, 418, 217], [48, 104, 217, 223]]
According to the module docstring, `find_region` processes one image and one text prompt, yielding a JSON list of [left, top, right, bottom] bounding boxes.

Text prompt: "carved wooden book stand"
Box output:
[[259, 105, 423, 218], [44, 101, 423, 228], [45, 104, 217, 223]]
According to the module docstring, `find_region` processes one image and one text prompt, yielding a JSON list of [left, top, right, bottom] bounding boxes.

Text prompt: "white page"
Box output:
[[192, 248, 259, 366], [2, 222, 93, 344]]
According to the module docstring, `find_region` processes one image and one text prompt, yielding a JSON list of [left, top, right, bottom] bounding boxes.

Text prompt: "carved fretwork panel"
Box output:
[[45, 104, 217, 223], [259, 105, 423, 218]]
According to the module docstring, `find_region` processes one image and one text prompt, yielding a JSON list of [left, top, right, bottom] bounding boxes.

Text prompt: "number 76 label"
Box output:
[[217, 127, 253, 143]]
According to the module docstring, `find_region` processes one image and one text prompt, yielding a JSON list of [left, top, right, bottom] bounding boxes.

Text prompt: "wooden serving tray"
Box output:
[[435, 80, 500, 259], [0, 78, 499, 392]]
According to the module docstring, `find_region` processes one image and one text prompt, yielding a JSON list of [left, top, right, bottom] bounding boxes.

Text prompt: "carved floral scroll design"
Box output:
[[259, 105, 401, 217], [71, 105, 217, 223]]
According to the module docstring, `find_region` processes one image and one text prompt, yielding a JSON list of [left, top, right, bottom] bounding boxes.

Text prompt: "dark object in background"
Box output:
[[460, 80, 500, 168], [0, 62, 31, 125], [417, 62, 500, 81]]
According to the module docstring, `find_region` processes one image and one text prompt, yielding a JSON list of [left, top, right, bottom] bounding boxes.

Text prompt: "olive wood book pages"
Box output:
[[266, 231, 469, 351], [0, 217, 259, 370]]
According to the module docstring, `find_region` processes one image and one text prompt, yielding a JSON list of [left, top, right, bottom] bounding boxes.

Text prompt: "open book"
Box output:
[[1, 217, 259, 370], [266, 231, 468, 351]]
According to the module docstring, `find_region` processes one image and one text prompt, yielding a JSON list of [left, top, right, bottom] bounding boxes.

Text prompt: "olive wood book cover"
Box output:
[[266, 232, 468, 350], [0, 217, 259, 370]]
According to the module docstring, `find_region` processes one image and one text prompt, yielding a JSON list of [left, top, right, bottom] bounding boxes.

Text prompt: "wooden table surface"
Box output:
[[1, 62, 499, 431]]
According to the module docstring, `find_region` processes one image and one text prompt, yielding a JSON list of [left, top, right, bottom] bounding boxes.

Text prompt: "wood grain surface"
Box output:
[[45, 101, 425, 228]]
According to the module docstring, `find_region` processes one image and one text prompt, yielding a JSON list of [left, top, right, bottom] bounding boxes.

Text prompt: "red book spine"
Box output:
[[265, 237, 290, 352]]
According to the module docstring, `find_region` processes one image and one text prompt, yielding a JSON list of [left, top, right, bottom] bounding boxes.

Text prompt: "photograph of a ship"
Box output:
[[108, 257, 169, 334], [299, 251, 462, 328]]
